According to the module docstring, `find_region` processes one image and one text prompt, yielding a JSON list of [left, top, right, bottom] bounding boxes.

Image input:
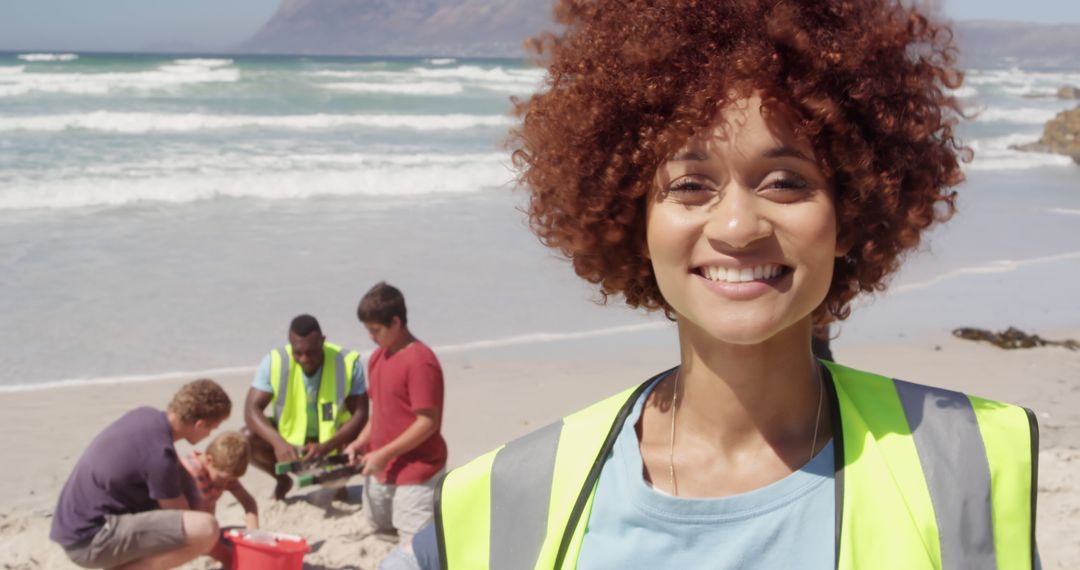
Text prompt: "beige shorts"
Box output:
[[362, 470, 444, 541], [64, 510, 186, 569]]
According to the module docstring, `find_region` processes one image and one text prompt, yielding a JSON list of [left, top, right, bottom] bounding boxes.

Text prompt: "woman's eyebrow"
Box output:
[[669, 149, 708, 162], [761, 146, 812, 162]]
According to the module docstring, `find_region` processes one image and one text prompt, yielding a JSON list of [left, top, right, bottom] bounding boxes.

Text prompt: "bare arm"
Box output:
[[244, 388, 298, 462], [360, 408, 439, 476], [230, 485, 259, 530], [344, 402, 374, 464]]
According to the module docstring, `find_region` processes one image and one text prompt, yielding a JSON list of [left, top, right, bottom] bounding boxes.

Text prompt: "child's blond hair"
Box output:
[[206, 431, 250, 478]]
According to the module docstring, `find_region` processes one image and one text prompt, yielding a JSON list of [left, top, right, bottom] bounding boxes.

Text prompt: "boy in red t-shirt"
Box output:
[[345, 282, 447, 558]]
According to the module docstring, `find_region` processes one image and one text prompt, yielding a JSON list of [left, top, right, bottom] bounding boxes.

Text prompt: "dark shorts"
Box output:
[[64, 510, 186, 569]]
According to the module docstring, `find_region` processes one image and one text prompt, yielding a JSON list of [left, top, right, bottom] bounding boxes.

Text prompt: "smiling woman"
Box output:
[[429, 1, 1039, 569]]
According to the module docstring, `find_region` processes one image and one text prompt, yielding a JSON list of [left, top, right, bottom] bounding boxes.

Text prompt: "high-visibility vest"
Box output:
[[436, 361, 1038, 570], [268, 342, 360, 446]]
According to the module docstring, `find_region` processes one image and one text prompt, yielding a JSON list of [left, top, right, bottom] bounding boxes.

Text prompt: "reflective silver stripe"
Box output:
[[274, 348, 290, 420], [334, 349, 347, 410], [489, 419, 563, 570], [894, 379, 997, 570]]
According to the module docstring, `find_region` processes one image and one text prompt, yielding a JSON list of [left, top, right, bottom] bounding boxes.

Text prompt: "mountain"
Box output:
[[240, 2, 1080, 66], [240, 0, 552, 57]]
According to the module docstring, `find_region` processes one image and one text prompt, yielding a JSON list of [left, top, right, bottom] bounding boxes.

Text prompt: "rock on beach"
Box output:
[[1010, 103, 1080, 164]]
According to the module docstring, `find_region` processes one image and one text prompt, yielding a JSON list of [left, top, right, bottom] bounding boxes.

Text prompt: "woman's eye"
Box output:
[[760, 174, 812, 199], [767, 175, 808, 190], [668, 179, 711, 193]]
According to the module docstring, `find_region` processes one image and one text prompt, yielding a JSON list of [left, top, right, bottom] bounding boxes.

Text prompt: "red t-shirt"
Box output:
[[367, 340, 447, 485]]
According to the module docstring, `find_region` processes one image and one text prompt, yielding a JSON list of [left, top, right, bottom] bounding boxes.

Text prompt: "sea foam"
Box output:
[[893, 251, 1080, 294], [972, 107, 1062, 125], [0, 111, 514, 133], [1044, 208, 1080, 216], [0, 61, 240, 97], [948, 86, 978, 98], [171, 58, 234, 67], [323, 81, 465, 95], [309, 65, 543, 95], [0, 152, 514, 210], [17, 53, 78, 62], [964, 133, 1076, 170]]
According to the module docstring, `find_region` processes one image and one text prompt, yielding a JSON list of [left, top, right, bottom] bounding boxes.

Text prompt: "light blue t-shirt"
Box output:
[[252, 351, 367, 438], [577, 376, 835, 569]]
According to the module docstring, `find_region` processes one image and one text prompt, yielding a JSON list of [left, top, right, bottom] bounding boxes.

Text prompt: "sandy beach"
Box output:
[[0, 328, 1077, 569]]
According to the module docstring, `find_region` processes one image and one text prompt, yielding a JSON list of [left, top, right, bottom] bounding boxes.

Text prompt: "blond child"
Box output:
[[181, 431, 259, 566]]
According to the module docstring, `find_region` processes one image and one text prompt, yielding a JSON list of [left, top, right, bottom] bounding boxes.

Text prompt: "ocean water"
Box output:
[[1, 53, 1078, 387]]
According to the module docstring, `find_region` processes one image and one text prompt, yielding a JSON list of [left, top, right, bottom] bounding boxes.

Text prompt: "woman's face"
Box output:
[[646, 95, 843, 345]]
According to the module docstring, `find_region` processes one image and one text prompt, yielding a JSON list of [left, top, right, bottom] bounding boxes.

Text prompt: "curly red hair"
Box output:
[[511, 0, 967, 322]]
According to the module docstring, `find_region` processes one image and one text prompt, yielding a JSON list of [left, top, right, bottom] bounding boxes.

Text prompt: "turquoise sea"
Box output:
[[1, 52, 1078, 387]]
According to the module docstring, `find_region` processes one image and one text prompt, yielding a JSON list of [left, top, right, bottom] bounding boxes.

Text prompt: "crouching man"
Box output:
[[50, 379, 232, 569]]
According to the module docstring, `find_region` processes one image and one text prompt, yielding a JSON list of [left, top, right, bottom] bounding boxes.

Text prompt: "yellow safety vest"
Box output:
[[436, 361, 1037, 569], [268, 342, 360, 446]]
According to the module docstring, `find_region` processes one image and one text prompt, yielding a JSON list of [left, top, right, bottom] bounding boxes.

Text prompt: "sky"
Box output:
[[0, 0, 280, 52], [0, 0, 1078, 53]]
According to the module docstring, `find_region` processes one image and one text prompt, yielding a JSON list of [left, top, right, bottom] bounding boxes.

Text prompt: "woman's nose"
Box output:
[[702, 187, 772, 249]]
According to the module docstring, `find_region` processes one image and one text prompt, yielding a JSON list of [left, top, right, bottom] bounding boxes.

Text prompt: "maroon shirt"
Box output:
[[50, 407, 181, 546], [368, 341, 447, 485]]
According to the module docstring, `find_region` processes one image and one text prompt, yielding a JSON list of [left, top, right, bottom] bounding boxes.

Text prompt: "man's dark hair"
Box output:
[[357, 282, 407, 327], [289, 314, 322, 337]]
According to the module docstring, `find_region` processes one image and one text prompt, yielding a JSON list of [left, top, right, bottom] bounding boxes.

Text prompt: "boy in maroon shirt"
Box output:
[[345, 282, 447, 556]]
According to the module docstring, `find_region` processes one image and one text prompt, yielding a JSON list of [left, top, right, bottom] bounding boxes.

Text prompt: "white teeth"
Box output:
[[700, 264, 784, 283]]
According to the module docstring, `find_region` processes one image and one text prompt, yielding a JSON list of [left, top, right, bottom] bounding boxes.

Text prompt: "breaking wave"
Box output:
[[0, 111, 513, 133], [965, 133, 1076, 170], [17, 53, 78, 62], [0, 59, 240, 97], [322, 81, 465, 95], [972, 107, 1061, 125], [308, 64, 543, 95], [0, 152, 514, 210]]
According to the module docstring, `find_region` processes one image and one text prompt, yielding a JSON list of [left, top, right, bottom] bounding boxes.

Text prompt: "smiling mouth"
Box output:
[[693, 263, 791, 283]]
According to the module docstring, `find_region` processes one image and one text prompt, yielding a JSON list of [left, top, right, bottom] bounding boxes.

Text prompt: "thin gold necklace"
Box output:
[[667, 364, 824, 497]]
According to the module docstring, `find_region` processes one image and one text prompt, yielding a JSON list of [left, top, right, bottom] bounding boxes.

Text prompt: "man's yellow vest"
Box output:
[[436, 361, 1037, 569], [268, 342, 360, 446]]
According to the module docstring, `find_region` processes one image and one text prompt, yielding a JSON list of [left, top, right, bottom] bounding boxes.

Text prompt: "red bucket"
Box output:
[[226, 529, 310, 570]]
